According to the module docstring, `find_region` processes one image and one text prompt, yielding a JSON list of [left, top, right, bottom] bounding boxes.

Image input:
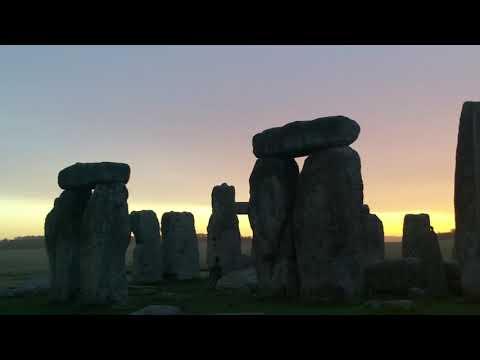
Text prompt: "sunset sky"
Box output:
[[0, 45, 477, 239]]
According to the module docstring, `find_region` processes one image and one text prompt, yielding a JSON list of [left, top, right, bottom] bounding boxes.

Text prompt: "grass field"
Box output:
[[0, 238, 466, 315]]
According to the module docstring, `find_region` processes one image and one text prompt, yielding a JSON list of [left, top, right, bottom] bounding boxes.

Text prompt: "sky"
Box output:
[[0, 45, 476, 239]]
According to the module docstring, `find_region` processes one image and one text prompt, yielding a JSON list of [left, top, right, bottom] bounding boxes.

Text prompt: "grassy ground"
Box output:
[[0, 239, 465, 315]]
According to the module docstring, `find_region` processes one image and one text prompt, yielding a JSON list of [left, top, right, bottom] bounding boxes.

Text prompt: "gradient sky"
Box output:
[[0, 45, 477, 239]]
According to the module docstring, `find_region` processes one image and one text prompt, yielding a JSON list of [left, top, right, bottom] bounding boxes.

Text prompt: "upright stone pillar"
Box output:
[[294, 146, 365, 302], [130, 210, 163, 283], [248, 158, 299, 296], [207, 183, 242, 274], [402, 214, 448, 297], [161, 211, 200, 280], [79, 183, 130, 305], [44, 189, 91, 302]]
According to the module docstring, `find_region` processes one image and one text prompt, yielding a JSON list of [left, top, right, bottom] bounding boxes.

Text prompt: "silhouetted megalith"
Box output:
[[454, 102, 480, 269], [58, 162, 130, 190], [130, 210, 163, 283], [161, 211, 200, 280], [402, 214, 448, 297], [293, 146, 365, 301], [44, 189, 91, 302], [252, 116, 360, 159], [360, 205, 385, 263], [248, 157, 299, 296], [207, 183, 242, 274], [79, 183, 130, 305]]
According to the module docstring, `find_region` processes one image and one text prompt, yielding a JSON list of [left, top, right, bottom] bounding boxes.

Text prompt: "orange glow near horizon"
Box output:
[[0, 198, 455, 240]]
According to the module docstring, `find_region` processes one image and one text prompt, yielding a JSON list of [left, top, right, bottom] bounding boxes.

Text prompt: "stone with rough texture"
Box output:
[[45, 189, 91, 302], [207, 183, 243, 274], [461, 261, 480, 300], [248, 157, 299, 297], [360, 205, 385, 264], [58, 162, 130, 190], [130, 210, 163, 283], [79, 183, 130, 305], [216, 267, 258, 292], [252, 115, 360, 159], [130, 305, 182, 315], [455, 102, 480, 268], [402, 214, 448, 297], [161, 212, 200, 280], [444, 260, 462, 296], [364, 258, 427, 297], [294, 146, 365, 301]]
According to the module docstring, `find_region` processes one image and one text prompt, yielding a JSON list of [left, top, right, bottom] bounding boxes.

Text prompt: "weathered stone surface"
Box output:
[[248, 158, 299, 297], [130, 305, 182, 315], [455, 102, 480, 268], [461, 261, 480, 300], [44, 189, 91, 302], [402, 214, 431, 258], [364, 258, 427, 297], [234, 202, 249, 215], [130, 210, 163, 283], [79, 183, 130, 305], [364, 299, 416, 311], [252, 115, 360, 159], [360, 205, 385, 264], [58, 162, 130, 190], [207, 183, 242, 274], [402, 214, 448, 297], [161, 211, 200, 280], [216, 267, 258, 292], [444, 260, 462, 296], [293, 146, 365, 301]]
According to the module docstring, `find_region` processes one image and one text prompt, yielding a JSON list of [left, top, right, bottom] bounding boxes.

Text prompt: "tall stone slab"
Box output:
[[130, 210, 163, 283], [360, 205, 385, 264], [248, 158, 299, 296], [207, 183, 242, 274], [79, 183, 130, 305], [44, 189, 91, 302], [161, 211, 200, 280], [402, 214, 448, 297], [293, 146, 365, 302], [455, 102, 480, 268]]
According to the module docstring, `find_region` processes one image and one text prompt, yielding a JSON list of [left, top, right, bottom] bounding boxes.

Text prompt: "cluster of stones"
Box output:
[[246, 115, 386, 301], [364, 213, 455, 299], [129, 210, 200, 282], [45, 162, 131, 304], [45, 162, 202, 306]]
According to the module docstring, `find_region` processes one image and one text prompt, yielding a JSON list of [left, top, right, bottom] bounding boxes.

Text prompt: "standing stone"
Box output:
[[130, 210, 163, 283], [248, 158, 299, 296], [44, 189, 91, 302], [252, 116, 360, 158], [402, 214, 431, 258], [58, 162, 130, 190], [293, 146, 365, 302], [402, 214, 448, 297], [360, 205, 385, 263], [161, 211, 200, 280], [207, 183, 242, 274], [455, 102, 480, 268], [79, 183, 130, 304]]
